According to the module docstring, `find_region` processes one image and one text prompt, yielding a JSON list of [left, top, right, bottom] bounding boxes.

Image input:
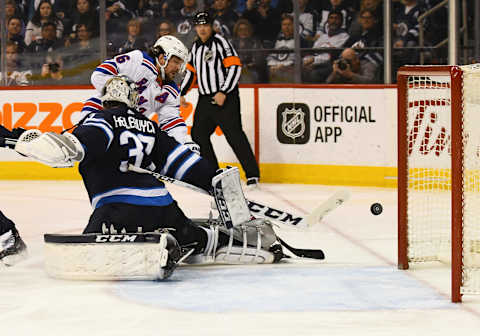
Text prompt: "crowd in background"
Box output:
[[0, 0, 468, 86]]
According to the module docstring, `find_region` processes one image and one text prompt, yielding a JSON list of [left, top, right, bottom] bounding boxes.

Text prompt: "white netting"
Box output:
[[405, 67, 480, 295], [459, 65, 480, 294]]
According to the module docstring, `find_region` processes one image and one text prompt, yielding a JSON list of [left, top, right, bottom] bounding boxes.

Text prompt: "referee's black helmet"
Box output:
[[193, 11, 211, 25]]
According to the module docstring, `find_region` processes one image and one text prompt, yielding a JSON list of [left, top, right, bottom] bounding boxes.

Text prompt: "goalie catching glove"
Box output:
[[15, 130, 84, 168]]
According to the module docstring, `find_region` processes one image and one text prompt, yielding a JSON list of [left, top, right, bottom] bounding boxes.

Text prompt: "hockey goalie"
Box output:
[[7, 75, 290, 280]]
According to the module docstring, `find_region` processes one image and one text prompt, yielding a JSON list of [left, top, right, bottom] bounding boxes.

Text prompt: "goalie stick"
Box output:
[[0, 136, 18, 150], [128, 165, 351, 260], [127, 164, 350, 229]]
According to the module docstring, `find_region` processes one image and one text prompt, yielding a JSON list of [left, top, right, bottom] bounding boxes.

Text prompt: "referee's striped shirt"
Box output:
[[180, 33, 242, 96]]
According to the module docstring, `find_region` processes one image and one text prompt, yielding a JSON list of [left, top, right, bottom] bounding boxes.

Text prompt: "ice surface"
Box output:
[[1, 180, 480, 335]]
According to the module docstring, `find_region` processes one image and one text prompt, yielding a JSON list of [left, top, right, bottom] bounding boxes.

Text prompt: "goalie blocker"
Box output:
[[44, 232, 182, 280]]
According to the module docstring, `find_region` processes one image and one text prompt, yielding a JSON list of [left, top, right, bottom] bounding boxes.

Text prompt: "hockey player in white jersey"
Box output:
[[83, 35, 197, 149]]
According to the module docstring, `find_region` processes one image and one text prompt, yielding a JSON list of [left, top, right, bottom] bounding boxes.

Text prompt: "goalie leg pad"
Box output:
[[212, 167, 251, 229], [15, 132, 84, 168], [44, 232, 180, 280]]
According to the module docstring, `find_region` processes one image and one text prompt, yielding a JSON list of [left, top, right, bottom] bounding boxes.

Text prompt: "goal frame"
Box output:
[[397, 65, 464, 303]]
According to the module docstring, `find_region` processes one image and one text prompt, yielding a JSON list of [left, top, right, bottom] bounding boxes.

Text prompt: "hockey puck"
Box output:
[[370, 203, 383, 215]]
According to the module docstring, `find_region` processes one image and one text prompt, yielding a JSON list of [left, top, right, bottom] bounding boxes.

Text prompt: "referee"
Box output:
[[180, 11, 260, 187]]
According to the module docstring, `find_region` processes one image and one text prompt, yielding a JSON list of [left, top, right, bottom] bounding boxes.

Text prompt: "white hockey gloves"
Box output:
[[15, 130, 85, 168]]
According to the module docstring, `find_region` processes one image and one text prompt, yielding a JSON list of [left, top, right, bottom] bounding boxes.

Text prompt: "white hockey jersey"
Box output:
[[82, 49, 189, 144]]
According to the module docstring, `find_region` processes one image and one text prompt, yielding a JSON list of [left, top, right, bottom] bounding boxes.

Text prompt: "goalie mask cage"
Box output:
[[397, 65, 480, 303]]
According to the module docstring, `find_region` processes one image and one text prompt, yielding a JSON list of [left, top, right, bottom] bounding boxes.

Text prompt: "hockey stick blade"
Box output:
[[306, 189, 350, 227], [277, 237, 325, 260]]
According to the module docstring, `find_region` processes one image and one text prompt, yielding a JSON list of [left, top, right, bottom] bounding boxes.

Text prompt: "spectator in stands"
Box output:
[[26, 21, 64, 70], [267, 14, 308, 83], [26, 21, 63, 53], [231, 18, 267, 83], [110, 18, 149, 55], [63, 23, 99, 84], [392, 0, 425, 48], [0, 41, 32, 86], [345, 8, 383, 69], [392, 0, 425, 72], [64, 23, 97, 52], [210, 0, 239, 40], [317, 0, 353, 33], [6, 16, 27, 53], [6, 0, 27, 21], [326, 47, 379, 84], [105, 0, 134, 42], [24, 0, 64, 46], [303, 9, 349, 83], [169, 0, 205, 14], [156, 19, 176, 39], [37, 52, 67, 84], [291, 0, 317, 42], [172, 0, 199, 48], [243, 0, 282, 47], [5, 0, 24, 25], [349, 0, 382, 37], [25, 0, 68, 21], [69, 0, 100, 39], [136, 0, 170, 18]]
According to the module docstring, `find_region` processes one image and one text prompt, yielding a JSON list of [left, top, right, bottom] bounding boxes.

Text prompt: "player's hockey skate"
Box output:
[[0, 227, 28, 266]]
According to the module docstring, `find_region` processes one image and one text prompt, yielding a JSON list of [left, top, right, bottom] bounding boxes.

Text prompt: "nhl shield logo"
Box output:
[[204, 50, 214, 63], [277, 103, 310, 144]]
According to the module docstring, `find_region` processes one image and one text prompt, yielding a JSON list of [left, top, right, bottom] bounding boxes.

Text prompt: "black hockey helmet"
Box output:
[[193, 11, 211, 25]]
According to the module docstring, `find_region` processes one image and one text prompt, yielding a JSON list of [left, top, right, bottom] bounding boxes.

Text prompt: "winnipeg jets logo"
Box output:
[[281, 107, 306, 140]]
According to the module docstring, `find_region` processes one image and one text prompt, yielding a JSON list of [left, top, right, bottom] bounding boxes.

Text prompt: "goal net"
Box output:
[[397, 65, 480, 302]]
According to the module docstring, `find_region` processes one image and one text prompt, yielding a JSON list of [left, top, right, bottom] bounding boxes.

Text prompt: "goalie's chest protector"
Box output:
[[75, 108, 174, 209]]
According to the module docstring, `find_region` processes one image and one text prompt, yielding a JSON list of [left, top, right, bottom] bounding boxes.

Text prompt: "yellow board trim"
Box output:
[[0, 161, 397, 187], [222, 163, 398, 187], [0, 162, 82, 180]]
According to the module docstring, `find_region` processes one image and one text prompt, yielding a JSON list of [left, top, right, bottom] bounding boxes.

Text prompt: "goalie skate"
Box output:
[[0, 228, 28, 266], [185, 217, 285, 265]]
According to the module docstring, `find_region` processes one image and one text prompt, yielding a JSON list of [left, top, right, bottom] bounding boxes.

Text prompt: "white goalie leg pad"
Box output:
[[212, 167, 251, 229], [44, 233, 178, 280], [15, 132, 84, 168]]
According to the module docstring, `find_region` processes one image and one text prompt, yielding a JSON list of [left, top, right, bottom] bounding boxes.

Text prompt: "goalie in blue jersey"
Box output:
[[5, 75, 284, 278]]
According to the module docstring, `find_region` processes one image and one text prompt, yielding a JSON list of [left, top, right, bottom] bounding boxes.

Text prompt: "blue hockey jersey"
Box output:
[[73, 105, 215, 209]]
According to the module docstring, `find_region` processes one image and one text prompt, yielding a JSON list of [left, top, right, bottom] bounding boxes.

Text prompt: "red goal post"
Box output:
[[397, 65, 480, 303]]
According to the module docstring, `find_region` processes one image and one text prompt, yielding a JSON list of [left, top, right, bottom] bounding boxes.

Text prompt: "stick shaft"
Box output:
[[127, 164, 311, 228]]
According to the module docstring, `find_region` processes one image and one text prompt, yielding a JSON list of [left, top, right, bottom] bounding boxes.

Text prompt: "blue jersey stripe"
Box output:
[[95, 194, 174, 209], [95, 67, 115, 75]]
